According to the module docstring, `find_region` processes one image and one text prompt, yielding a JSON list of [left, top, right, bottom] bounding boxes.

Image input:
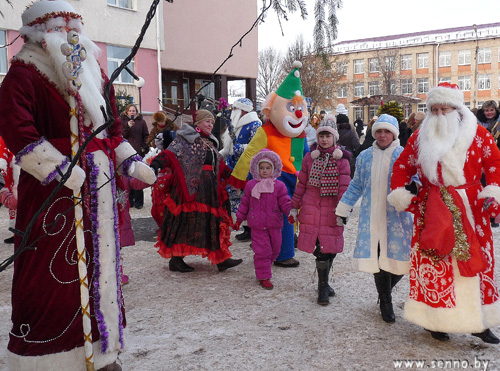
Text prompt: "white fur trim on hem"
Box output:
[[403, 258, 496, 333], [8, 342, 118, 371], [387, 187, 414, 212], [478, 185, 500, 204]]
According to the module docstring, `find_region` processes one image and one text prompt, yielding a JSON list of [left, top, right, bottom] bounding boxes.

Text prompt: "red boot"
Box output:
[[260, 279, 273, 290]]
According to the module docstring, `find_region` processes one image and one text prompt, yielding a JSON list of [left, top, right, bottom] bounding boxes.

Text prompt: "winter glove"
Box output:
[[337, 216, 347, 225], [233, 221, 241, 231], [128, 161, 157, 185], [56, 163, 86, 192], [483, 197, 496, 210], [288, 209, 298, 224]]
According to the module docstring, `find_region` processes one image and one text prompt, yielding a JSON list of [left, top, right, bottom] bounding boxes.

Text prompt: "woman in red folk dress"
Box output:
[[388, 83, 500, 344], [150, 109, 242, 273]]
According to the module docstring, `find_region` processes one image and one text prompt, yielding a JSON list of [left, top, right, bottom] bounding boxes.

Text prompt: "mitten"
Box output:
[[483, 197, 496, 210], [337, 216, 347, 225], [129, 161, 157, 185], [56, 163, 86, 192], [405, 181, 418, 195], [233, 221, 241, 231], [288, 209, 298, 224]]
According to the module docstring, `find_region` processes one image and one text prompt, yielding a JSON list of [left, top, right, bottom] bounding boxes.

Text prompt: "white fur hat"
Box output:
[[335, 103, 348, 115], [372, 114, 399, 138], [426, 82, 464, 111], [22, 0, 81, 27]]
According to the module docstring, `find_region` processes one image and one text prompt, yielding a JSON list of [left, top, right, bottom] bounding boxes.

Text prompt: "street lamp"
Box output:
[[134, 76, 145, 113], [473, 24, 478, 110]]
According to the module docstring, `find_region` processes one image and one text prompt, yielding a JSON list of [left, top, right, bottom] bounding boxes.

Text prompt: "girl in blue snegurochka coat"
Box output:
[[335, 114, 413, 324]]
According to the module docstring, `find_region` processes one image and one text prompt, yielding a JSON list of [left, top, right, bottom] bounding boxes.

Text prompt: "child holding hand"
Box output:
[[288, 116, 351, 305], [235, 149, 291, 290]]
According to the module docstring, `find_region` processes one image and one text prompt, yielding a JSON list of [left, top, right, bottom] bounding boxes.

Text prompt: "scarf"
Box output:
[[251, 178, 275, 200], [308, 148, 340, 197]]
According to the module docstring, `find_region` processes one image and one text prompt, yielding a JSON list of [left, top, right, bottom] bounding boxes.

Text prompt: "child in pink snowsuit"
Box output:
[[235, 149, 291, 289]]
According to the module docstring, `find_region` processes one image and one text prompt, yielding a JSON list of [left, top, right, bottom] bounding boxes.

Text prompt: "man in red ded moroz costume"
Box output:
[[0, 1, 156, 369], [388, 82, 500, 344], [229, 61, 309, 267]]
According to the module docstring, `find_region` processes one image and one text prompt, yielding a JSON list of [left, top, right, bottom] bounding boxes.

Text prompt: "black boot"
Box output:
[[472, 329, 500, 344], [374, 270, 395, 323], [217, 258, 243, 272], [316, 260, 330, 306], [390, 273, 403, 290], [322, 255, 336, 297], [235, 226, 251, 242], [314, 245, 336, 297], [426, 329, 450, 341], [169, 256, 194, 273]]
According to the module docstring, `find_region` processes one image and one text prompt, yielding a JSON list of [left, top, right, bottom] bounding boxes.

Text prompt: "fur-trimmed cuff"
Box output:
[[15, 138, 69, 184], [478, 185, 500, 203], [388, 187, 414, 212], [128, 161, 156, 185], [335, 201, 352, 218]]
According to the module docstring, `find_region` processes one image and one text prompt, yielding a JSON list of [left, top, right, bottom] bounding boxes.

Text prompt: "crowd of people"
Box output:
[[0, 1, 500, 370]]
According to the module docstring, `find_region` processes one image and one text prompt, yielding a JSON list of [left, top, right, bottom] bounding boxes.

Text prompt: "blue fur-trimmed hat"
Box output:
[[372, 114, 399, 138]]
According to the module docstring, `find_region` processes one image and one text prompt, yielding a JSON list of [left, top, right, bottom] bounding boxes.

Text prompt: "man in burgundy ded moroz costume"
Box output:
[[0, 1, 156, 369]]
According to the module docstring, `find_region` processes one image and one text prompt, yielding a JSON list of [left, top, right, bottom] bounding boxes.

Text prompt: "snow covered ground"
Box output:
[[0, 189, 499, 370]]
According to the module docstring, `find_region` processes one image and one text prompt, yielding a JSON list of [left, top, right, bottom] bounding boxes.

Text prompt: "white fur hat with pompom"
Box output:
[[311, 114, 342, 160]]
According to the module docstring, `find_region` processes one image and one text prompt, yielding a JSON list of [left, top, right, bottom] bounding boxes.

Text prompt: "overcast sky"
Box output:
[[258, 0, 500, 52]]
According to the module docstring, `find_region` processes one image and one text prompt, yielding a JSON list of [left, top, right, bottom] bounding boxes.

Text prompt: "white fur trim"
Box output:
[[404, 258, 500, 333], [8, 342, 117, 371], [387, 187, 413, 212], [335, 201, 352, 218], [115, 141, 137, 169], [16, 139, 68, 183], [426, 85, 464, 111], [93, 151, 122, 351], [333, 148, 343, 160], [22, 1, 78, 27], [372, 121, 399, 138], [232, 100, 253, 113], [0, 158, 7, 172], [478, 185, 500, 203]]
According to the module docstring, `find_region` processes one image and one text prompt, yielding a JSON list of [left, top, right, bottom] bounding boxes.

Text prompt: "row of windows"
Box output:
[[107, 0, 133, 10], [337, 74, 496, 97], [340, 48, 498, 75]]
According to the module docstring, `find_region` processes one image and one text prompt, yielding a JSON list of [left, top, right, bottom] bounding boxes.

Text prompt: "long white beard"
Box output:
[[43, 31, 106, 127], [417, 109, 461, 184]]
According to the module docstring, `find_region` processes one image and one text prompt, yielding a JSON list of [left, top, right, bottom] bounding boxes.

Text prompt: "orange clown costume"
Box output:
[[229, 61, 309, 265]]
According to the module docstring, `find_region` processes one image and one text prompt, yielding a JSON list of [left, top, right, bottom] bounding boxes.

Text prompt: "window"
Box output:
[[107, 0, 133, 9], [464, 102, 471, 110], [401, 79, 412, 95], [401, 54, 412, 70], [384, 56, 396, 71], [458, 75, 471, 91], [478, 48, 491, 64], [182, 78, 190, 110], [369, 106, 377, 119], [389, 82, 397, 95], [404, 106, 411, 118], [195, 79, 215, 101], [369, 58, 379, 73], [354, 59, 364, 74], [336, 61, 347, 76], [417, 53, 429, 69], [439, 51, 451, 67], [0, 30, 7, 74], [337, 85, 347, 98], [439, 77, 451, 84], [458, 50, 471, 65], [417, 78, 429, 94], [368, 81, 379, 95], [107, 45, 135, 83], [478, 74, 491, 90], [354, 107, 362, 120], [417, 103, 427, 113], [354, 82, 364, 97]]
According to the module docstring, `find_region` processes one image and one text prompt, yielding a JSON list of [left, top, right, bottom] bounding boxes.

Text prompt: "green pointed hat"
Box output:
[[275, 61, 303, 100]]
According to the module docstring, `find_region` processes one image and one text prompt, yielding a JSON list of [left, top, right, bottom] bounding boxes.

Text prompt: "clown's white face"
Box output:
[[269, 95, 308, 137]]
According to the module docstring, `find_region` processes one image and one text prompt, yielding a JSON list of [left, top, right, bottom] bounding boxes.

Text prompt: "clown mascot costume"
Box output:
[[229, 61, 309, 267]]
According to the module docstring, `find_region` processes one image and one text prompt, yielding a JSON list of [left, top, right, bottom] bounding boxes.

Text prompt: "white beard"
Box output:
[[417, 109, 461, 184], [43, 31, 106, 127]]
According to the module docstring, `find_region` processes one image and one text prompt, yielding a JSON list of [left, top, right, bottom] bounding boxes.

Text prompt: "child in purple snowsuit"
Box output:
[[288, 116, 351, 305], [235, 149, 291, 290]]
